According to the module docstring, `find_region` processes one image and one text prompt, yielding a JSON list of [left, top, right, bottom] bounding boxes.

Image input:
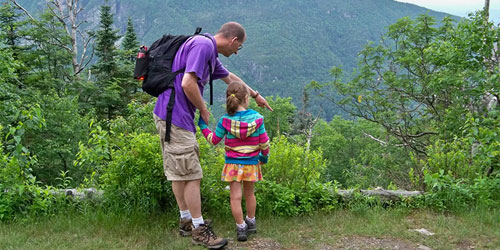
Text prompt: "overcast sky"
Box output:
[[395, 0, 500, 22]]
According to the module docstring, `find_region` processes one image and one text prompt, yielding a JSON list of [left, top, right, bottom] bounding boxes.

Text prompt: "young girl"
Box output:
[[198, 81, 270, 241]]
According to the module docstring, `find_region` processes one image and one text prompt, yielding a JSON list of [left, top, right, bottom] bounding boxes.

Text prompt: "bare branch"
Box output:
[[362, 131, 406, 147], [11, 0, 35, 21], [406, 131, 438, 138]]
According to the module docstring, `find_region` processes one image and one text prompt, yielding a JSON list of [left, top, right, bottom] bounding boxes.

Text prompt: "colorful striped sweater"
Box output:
[[198, 109, 270, 165]]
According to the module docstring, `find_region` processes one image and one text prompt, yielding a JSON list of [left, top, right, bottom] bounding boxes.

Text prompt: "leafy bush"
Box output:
[[197, 131, 230, 215], [110, 100, 157, 135], [0, 107, 69, 220], [424, 170, 500, 210], [256, 181, 340, 216], [264, 136, 327, 189], [97, 132, 172, 213]]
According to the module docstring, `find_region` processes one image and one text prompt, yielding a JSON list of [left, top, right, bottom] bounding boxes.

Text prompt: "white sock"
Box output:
[[236, 222, 247, 229], [180, 210, 192, 220], [246, 216, 256, 224], [192, 216, 204, 228]]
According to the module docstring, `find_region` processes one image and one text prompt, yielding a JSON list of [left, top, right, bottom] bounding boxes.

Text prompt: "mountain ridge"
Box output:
[[17, 0, 454, 119]]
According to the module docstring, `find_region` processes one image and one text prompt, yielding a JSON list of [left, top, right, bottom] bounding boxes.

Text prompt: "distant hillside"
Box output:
[[18, 0, 453, 119]]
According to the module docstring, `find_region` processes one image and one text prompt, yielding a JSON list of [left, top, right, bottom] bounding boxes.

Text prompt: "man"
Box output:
[[153, 22, 272, 249]]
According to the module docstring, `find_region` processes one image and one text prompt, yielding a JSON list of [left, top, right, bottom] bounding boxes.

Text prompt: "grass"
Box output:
[[0, 208, 499, 250]]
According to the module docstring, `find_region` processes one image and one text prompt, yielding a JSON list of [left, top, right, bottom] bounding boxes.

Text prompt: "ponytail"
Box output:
[[226, 82, 248, 116]]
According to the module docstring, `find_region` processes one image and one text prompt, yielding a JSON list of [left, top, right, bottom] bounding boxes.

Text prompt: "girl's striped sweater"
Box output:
[[198, 109, 270, 165]]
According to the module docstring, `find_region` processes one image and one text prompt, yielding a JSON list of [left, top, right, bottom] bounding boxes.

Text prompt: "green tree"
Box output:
[[121, 17, 139, 58], [311, 13, 499, 157], [116, 17, 140, 104], [0, 2, 23, 50], [93, 3, 120, 77], [91, 3, 123, 120], [250, 96, 296, 140]]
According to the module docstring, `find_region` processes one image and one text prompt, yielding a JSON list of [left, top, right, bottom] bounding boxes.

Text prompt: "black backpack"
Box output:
[[134, 27, 214, 142]]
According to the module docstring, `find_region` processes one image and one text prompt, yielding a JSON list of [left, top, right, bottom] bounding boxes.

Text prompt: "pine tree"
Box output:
[[122, 17, 139, 52], [0, 3, 22, 48], [93, 3, 120, 78], [0, 3, 30, 86], [117, 17, 140, 98], [91, 2, 122, 120]]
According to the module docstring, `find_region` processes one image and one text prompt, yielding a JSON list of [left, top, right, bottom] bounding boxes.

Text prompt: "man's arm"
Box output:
[[221, 72, 273, 111], [182, 72, 210, 124]]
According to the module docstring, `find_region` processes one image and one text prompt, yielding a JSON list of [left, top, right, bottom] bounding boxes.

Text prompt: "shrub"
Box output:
[[0, 107, 68, 220], [99, 132, 173, 213], [264, 136, 327, 189], [423, 170, 500, 210]]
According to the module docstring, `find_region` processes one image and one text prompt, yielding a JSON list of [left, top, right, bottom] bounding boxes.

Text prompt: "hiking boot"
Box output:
[[179, 218, 193, 236], [244, 218, 257, 234], [192, 223, 228, 249], [236, 224, 248, 242]]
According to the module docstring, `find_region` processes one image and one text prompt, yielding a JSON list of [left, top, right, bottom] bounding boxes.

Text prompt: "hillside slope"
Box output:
[[18, 0, 453, 118]]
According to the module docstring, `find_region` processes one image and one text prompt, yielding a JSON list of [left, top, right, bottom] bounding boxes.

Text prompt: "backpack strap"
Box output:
[[195, 27, 202, 35], [209, 60, 213, 105], [165, 87, 175, 143], [199, 31, 213, 106], [164, 28, 212, 142]]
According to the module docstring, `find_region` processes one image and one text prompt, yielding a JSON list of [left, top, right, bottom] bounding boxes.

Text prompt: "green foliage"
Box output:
[[264, 136, 326, 188], [313, 13, 499, 156], [109, 99, 157, 135], [74, 121, 112, 182], [100, 133, 172, 213], [256, 181, 340, 216], [250, 96, 296, 140], [0, 106, 68, 221], [196, 130, 229, 215], [424, 170, 500, 210], [1, 2, 499, 222], [93, 3, 120, 78], [424, 113, 500, 180], [27, 94, 89, 185], [311, 116, 414, 189], [122, 17, 139, 53]]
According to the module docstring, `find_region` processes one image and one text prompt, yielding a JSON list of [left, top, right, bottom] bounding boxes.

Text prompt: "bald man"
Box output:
[[153, 21, 271, 248]]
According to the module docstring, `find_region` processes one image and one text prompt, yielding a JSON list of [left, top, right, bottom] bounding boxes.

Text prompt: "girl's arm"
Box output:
[[258, 122, 270, 163], [198, 118, 225, 145]]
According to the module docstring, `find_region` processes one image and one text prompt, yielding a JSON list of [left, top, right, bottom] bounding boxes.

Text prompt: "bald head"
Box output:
[[216, 22, 246, 42]]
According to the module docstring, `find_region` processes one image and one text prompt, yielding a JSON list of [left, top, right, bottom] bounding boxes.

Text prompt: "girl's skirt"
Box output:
[[221, 163, 263, 182]]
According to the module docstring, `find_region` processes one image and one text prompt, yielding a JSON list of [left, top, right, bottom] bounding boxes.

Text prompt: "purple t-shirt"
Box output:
[[153, 33, 230, 133]]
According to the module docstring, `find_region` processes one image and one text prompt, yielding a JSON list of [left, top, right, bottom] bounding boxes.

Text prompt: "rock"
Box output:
[[418, 245, 432, 250], [410, 228, 435, 236]]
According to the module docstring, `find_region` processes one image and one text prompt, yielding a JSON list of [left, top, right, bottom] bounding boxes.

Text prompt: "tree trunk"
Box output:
[[484, 0, 490, 21]]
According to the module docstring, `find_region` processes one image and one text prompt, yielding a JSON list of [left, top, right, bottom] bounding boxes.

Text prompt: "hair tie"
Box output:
[[230, 94, 236, 97]]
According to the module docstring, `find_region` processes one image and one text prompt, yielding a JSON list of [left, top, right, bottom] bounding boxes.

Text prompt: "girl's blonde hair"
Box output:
[[226, 81, 248, 116]]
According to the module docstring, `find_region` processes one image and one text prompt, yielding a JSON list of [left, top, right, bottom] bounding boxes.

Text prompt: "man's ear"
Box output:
[[230, 36, 238, 44]]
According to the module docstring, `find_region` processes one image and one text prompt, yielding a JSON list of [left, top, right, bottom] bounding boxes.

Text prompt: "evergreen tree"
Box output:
[[0, 2, 29, 86], [90, 3, 123, 120], [122, 17, 139, 52], [116, 17, 140, 100], [0, 3, 22, 48], [93, 3, 120, 78]]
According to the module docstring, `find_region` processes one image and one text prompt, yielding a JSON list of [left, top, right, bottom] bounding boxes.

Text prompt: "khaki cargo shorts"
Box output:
[[154, 114, 203, 181]]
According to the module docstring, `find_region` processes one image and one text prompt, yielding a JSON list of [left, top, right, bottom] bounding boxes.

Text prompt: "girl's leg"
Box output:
[[243, 181, 256, 218], [229, 181, 244, 224]]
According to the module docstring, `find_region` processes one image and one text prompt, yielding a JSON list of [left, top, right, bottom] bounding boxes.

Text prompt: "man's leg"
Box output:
[[171, 181, 188, 211], [189, 179, 228, 248], [183, 179, 202, 218]]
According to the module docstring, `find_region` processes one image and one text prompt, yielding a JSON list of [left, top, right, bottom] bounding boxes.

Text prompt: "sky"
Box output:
[[395, 0, 500, 23]]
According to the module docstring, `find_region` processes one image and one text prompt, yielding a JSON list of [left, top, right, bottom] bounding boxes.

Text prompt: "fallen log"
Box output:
[[336, 187, 423, 202]]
